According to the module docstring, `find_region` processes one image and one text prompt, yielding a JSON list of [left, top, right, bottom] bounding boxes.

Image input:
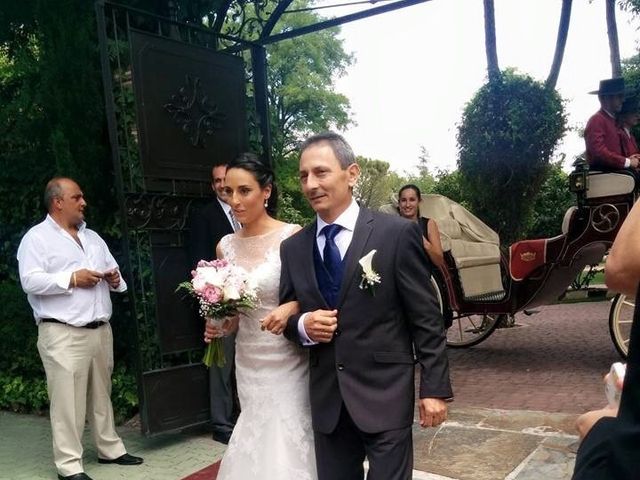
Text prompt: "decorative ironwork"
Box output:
[[164, 75, 226, 148], [220, 0, 272, 42], [125, 194, 195, 231], [592, 203, 620, 233]]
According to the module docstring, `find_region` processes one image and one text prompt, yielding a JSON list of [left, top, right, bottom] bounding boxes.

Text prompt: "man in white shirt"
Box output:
[[188, 163, 239, 444], [17, 177, 143, 480]]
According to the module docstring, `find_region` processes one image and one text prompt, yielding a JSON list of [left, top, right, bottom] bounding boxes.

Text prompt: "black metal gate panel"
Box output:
[[129, 30, 246, 181], [96, 1, 261, 436]]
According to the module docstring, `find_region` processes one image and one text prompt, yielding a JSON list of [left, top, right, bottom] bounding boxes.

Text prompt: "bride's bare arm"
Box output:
[[261, 301, 300, 335]]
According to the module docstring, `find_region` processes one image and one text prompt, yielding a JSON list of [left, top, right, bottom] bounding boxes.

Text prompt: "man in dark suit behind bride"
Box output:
[[278, 132, 453, 480]]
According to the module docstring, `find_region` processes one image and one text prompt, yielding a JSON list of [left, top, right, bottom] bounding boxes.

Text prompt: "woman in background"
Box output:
[[397, 184, 445, 270]]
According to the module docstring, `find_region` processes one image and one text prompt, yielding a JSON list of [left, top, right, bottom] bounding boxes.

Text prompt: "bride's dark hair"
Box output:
[[227, 152, 278, 216]]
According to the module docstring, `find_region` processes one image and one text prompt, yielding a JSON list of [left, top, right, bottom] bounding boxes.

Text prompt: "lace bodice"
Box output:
[[219, 224, 295, 317], [217, 223, 317, 480]]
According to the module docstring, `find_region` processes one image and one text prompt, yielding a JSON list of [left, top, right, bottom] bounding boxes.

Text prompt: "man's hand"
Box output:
[[630, 155, 640, 169], [73, 269, 104, 288], [418, 398, 448, 428], [304, 309, 338, 343], [103, 269, 121, 289], [261, 304, 292, 335]]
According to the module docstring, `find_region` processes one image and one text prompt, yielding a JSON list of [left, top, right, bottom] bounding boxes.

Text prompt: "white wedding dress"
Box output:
[[217, 224, 317, 480]]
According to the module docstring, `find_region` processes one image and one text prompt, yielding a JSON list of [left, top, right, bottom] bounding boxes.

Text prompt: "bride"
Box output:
[[204, 153, 317, 480]]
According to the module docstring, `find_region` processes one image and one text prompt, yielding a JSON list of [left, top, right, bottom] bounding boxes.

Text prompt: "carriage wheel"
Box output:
[[427, 276, 503, 348], [446, 313, 503, 348], [609, 293, 633, 359]]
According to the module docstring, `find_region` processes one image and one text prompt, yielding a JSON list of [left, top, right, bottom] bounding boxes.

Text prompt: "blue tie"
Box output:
[[321, 224, 343, 281]]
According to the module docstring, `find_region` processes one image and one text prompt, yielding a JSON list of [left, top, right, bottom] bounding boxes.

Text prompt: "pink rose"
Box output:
[[211, 259, 228, 269], [203, 286, 222, 304]]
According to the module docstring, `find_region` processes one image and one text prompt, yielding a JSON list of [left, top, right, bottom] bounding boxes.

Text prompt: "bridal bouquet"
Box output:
[[177, 259, 257, 367]]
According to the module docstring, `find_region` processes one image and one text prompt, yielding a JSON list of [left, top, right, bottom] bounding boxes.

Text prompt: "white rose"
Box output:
[[223, 283, 241, 301], [200, 266, 226, 288]]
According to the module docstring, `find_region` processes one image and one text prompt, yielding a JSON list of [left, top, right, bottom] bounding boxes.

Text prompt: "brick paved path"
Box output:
[[446, 300, 620, 414]]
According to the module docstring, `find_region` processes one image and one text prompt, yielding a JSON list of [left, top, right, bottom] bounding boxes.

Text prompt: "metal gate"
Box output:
[[95, 0, 268, 435]]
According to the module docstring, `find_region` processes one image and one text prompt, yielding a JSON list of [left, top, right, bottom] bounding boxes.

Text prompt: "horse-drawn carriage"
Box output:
[[383, 161, 638, 357]]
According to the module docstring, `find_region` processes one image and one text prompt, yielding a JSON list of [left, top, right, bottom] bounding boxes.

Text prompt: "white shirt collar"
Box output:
[[45, 213, 86, 233], [316, 198, 360, 237], [603, 108, 616, 119], [217, 197, 231, 214]]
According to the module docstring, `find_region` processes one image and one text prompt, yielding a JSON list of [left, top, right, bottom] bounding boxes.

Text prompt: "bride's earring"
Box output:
[[264, 198, 269, 208]]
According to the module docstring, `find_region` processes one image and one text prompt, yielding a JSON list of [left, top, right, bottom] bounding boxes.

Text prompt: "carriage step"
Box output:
[[463, 290, 507, 302]]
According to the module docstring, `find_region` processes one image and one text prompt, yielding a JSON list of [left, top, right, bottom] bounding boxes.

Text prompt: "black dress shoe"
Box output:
[[98, 453, 144, 465], [57, 473, 93, 480], [212, 430, 232, 445]]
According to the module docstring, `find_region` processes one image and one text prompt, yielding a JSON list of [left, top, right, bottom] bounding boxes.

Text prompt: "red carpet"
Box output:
[[181, 460, 220, 480]]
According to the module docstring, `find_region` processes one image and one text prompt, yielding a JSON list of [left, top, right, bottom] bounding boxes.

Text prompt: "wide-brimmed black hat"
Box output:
[[589, 77, 626, 95]]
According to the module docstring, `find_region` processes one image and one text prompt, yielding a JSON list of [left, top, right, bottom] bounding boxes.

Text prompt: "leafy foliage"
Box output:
[[265, 1, 354, 216], [457, 69, 567, 245], [523, 160, 574, 239], [622, 54, 640, 140], [0, 0, 131, 419], [354, 156, 402, 210], [266, 3, 353, 161], [431, 169, 470, 208]]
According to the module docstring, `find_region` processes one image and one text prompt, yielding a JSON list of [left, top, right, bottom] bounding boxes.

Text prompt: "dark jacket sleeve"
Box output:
[[279, 239, 305, 345], [396, 220, 453, 399]]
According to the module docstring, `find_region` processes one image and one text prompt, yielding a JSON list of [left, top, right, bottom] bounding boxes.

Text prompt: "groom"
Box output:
[[279, 132, 453, 480]]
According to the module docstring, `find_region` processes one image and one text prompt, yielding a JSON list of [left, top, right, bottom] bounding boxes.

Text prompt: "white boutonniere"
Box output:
[[358, 249, 381, 295]]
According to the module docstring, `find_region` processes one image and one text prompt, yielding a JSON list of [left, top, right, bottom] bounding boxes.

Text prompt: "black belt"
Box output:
[[40, 318, 106, 329]]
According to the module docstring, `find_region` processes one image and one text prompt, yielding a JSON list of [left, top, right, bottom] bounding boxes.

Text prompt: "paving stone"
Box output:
[[507, 444, 576, 480], [478, 409, 577, 436], [413, 424, 541, 480], [5, 301, 618, 479]]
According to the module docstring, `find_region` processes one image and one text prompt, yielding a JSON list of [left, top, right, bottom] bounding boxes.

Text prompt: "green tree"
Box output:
[[431, 169, 469, 208], [354, 156, 403, 210], [0, 0, 134, 418], [622, 55, 640, 142], [457, 69, 567, 245], [266, 6, 353, 162], [523, 160, 574, 239], [264, 2, 353, 218]]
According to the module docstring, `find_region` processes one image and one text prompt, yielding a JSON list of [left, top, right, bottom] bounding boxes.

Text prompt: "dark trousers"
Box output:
[[314, 404, 413, 480], [209, 332, 237, 435]]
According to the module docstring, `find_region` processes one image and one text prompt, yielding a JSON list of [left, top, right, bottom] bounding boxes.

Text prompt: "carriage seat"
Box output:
[[436, 204, 505, 300], [585, 170, 635, 199], [509, 206, 577, 282], [379, 195, 506, 300]]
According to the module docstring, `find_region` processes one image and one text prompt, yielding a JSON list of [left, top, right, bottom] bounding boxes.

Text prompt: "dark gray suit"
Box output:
[[280, 207, 452, 479], [188, 198, 236, 438]]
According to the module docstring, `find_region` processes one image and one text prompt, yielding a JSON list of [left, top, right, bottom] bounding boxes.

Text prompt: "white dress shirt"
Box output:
[[17, 215, 127, 326], [298, 199, 360, 343], [218, 197, 239, 232]]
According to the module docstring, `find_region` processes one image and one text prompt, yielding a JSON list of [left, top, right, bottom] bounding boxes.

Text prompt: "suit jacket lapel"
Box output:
[[301, 221, 329, 308], [337, 207, 374, 307]]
